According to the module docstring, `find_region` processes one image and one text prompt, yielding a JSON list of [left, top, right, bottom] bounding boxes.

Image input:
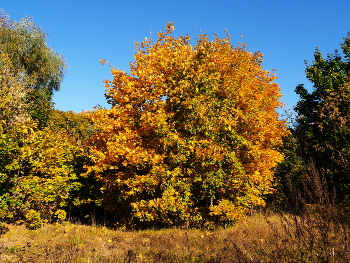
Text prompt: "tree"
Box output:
[[0, 53, 30, 133], [0, 10, 67, 127], [294, 33, 350, 205], [0, 11, 83, 227], [48, 110, 95, 142], [0, 117, 87, 228], [87, 23, 288, 226]]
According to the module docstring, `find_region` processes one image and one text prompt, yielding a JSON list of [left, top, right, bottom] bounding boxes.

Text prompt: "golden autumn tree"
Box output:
[[87, 23, 288, 226]]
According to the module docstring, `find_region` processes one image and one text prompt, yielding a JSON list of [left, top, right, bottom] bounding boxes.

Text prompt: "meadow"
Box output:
[[0, 208, 349, 263], [1, 10, 350, 263]]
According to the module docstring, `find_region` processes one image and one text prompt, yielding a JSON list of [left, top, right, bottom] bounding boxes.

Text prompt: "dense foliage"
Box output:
[[0, 10, 66, 128], [86, 23, 288, 226], [0, 11, 82, 228], [293, 34, 350, 206]]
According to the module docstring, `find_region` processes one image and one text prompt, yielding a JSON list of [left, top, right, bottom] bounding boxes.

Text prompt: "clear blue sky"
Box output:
[[2, 0, 350, 113]]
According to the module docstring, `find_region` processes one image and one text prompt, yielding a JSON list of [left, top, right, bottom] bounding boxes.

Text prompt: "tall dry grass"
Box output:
[[1, 160, 349, 262], [0, 209, 349, 262]]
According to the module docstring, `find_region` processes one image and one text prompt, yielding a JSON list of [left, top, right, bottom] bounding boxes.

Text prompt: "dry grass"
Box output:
[[0, 211, 349, 262]]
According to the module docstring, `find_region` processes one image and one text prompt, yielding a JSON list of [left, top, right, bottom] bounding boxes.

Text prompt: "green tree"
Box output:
[[0, 10, 67, 127], [294, 33, 350, 205]]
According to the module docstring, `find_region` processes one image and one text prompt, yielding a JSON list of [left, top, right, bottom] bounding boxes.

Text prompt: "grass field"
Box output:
[[0, 211, 349, 262]]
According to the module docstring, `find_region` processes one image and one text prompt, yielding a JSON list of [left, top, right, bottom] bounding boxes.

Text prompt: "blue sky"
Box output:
[[2, 0, 350, 113]]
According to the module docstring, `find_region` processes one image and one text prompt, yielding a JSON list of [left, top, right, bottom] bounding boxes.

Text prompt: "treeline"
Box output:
[[0, 11, 349, 229]]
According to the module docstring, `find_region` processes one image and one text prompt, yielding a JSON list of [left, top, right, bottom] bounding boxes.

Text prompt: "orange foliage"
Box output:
[[86, 23, 288, 226]]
